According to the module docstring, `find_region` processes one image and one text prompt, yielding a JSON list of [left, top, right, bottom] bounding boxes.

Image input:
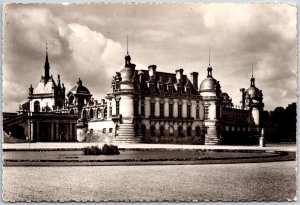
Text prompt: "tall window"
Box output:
[[178, 126, 183, 137], [178, 104, 182, 118], [160, 126, 164, 137], [82, 109, 87, 119], [89, 109, 94, 119], [196, 101, 200, 119], [116, 101, 120, 115], [169, 104, 173, 118], [204, 106, 209, 120], [134, 100, 138, 115], [97, 108, 101, 118], [187, 126, 192, 136], [186, 87, 191, 95], [109, 105, 112, 117], [150, 102, 155, 117], [160, 103, 164, 118], [150, 126, 155, 136], [196, 126, 201, 137], [141, 100, 145, 116], [34, 101, 40, 112], [187, 105, 191, 118]]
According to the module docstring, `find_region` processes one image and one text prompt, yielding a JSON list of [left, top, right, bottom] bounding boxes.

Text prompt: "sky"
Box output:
[[2, 3, 297, 112]]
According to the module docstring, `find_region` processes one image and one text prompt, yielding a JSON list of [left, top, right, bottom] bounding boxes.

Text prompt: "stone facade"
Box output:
[[3, 47, 264, 145]]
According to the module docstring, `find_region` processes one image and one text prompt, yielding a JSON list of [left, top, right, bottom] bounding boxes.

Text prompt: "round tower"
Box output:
[[244, 75, 264, 127], [199, 64, 222, 145]]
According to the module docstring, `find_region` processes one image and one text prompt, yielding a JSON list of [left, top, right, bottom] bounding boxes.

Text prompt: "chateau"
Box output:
[[3, 47, 264, 145]]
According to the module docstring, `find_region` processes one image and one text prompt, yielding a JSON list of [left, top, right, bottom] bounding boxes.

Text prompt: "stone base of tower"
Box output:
[[113, 122, 142, 143], [204, 121, 221, 145]]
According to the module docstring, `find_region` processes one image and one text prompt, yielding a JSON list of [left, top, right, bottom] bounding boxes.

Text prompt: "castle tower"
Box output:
[[199, 61, 222, 145], [244, 73, 264, 127], [111, 49, 142, 143]]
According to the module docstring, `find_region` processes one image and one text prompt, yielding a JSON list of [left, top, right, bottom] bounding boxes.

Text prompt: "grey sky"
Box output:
[[2, 3, 297, 112]]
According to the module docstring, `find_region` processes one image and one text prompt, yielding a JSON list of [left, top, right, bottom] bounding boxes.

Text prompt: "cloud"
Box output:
[[2, 3, 297, 112]]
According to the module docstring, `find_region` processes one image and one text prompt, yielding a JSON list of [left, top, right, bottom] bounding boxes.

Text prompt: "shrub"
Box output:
[[83, 146, 101, 155], [83, 144, 120, 155], [102, 144, 120, 155]]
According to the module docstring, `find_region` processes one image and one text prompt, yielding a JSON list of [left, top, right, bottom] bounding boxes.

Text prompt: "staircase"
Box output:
[[113, 123, 142, 143], [204, 126, 221, 145]]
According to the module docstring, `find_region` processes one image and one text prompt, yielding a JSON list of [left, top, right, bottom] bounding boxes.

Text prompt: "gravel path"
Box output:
[[3, 161, 296, 202]]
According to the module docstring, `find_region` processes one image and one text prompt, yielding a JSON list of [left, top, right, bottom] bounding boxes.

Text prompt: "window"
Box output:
[[204, 106, 209, 120], [196, 126, 201, 137], [97, 108, 101, 118], [34, 101, 40, 112], [134, 100, 138, 115], [109, 128, 113, 133], [187, 105, 191, 118], [82, 110, 87, 119], [196, 101, 200, 119], [187, 87, 191, 95], [116, 101, 120, 115], [178, 126, 183, 137], [103, 128, 106, 133], [178, 104, 182, 118], [187, 126, 192, 136], [150, 102, 155, 117], [177, 86, 182, 95], [141, 100, 145, 116], [150, 126, 155, 136], [169, 104, 173, 117], [89, 109, 94, 119], [70, 109, 74, 114], [109, 103, 112, 117], [169, 127, 174, 136], [160, 126, 164, 137], [160, 103, 164, 117]]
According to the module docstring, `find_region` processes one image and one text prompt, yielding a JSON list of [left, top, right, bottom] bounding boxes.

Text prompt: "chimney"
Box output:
[[148, 65, 157, 79], [190, 72, 199, 89], [175, 69, 184, 81]]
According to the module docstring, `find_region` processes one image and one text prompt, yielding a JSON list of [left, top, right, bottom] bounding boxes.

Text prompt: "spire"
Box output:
[[250, 63, 255, 87], [209, 47, 211, 67], [44, 43, 50, 81], [207, 47, 213, 77], [125, 35, 131, 66], [127, 34, 129, 55]]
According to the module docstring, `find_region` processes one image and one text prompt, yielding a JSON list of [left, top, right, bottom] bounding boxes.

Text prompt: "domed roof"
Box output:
[[200, 77, 217, 92], [245, 76, 259, 99], [119, 54, 135, 82], [245, 86, 259, 99], [199, 66, 218, 92], [69, 78, 91, 96], [120, 66, 134, 82]]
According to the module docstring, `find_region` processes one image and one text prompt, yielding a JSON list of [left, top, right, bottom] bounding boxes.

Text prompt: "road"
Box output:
[[3, 161, 296, 202]]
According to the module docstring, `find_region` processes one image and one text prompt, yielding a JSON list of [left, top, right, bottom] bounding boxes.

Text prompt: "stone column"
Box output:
[[51, 122, 54, 141], [56, 122, 59, 141], [36, 122, 39, 141], [70, 123, 73, 142], [30, 121, 34, 141]]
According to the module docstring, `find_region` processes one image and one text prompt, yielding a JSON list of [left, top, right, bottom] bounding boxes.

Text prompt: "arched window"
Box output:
[[150, 126, 155, 136], [178, 126, 183, 137], [70, 109, 74, 114], [34, 101, 40, 112], [187, 126, 192, 137], [82, 109, 87, 119], [169, 126, 174, 136], [89, 109, 94, 119], [159, 126, 164, 137], [97, 108, 101, 118], [69, 95, 75, 105], [196, 126, 201, 137]]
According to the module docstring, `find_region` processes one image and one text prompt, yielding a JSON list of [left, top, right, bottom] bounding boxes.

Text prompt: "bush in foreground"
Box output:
[[83, 144, 120, 155]]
